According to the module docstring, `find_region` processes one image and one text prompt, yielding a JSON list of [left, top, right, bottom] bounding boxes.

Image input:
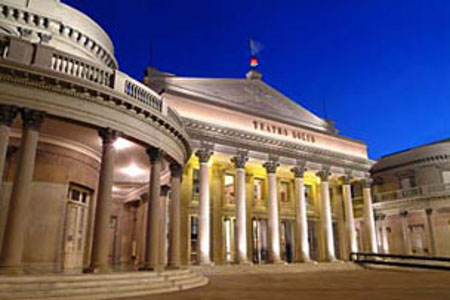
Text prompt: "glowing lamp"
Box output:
[[250, 56, 259, 67]]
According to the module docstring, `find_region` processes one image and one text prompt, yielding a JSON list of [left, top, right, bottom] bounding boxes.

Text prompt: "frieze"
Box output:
[[253, 120, 315, 143]]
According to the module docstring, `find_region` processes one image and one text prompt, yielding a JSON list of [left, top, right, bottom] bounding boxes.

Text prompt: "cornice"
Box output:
[[184, 118, 373, 172]]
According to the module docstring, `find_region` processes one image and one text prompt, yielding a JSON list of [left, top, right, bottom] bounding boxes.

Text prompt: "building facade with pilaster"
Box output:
[[371, 139, 450, 257]]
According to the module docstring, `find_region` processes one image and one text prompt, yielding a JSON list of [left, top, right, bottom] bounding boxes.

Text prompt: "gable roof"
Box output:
[[145, 70, 335, 133]]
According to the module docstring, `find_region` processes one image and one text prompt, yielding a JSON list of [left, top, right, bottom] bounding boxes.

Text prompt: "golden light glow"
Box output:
[[114, 137, 134, 150], [121, 163, 146, 177]]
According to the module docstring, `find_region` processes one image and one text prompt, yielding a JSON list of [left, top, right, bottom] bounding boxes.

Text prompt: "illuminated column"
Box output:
[[0, 109, 45, 274], [264, 160, 283, 264], [341, 176, 358, 255], [168, 163, 182, 268], [144, 147, 162, 270], [317, 168, 336, 262], [425, 208, 436, 256], [231, 153, 250, 264], [291, 165, 311, 262], [400, 210, 412, 255], [159, 185, 170, 267], [90, 128, 118, 273], [195, 148, 213, 265], [362, 179, 378, 253], [379, 214, 389, 254]]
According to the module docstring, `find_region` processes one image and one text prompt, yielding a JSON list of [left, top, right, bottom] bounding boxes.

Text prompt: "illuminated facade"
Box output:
[[371, 139, 450, 257]]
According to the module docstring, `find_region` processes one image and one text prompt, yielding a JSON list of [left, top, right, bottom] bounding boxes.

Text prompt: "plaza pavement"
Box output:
[[121, 266, 450, 300]]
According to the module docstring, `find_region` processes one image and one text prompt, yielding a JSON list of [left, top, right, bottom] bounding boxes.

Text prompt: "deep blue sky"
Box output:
[[65, 0, 450, 159]]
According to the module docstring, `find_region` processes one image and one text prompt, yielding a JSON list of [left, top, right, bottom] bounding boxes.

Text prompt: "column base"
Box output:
[[267, 259, 286, 265], [294, 259, 316, 264], [85, 265, 112, 274], [0, 265, 24, 275], [198, 261, 215, 266]]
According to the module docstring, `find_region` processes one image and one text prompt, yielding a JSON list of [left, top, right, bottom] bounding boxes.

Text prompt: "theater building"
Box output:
[[371, 139, 450, 257], [0, 0, 378, 280]]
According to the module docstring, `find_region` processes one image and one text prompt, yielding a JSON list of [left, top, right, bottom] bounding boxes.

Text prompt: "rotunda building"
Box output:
[[0, 0, 190, 275]]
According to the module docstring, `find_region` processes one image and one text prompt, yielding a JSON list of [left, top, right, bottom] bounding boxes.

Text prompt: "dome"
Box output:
[[0, 0, 117, 69]]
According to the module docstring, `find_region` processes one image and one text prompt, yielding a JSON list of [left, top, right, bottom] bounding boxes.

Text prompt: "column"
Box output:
[[0, 109, 45, 274], [195, 148, 213, 265], [264, 160, 283, 264], [168, 163, 182, 268], [379, 214, 389, 254], [317, 168, 336, 262], [159, 185, 170, 267], [89, 128, 118, 273], [425, 208, 436, 256], [362, 178, 378, 253], [291, 165, 311, 262], [231, 153, 250, 264], [400, 210, 412, 255], [144, 147, 162, 270], [341, 176, 358, 255]]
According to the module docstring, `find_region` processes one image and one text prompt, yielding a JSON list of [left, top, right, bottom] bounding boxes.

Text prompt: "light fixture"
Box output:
[[113, 137, 134, 150], [121, 163, 145, 177]]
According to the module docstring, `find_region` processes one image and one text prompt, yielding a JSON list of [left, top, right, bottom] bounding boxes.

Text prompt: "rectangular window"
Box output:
[[254, 178, 264, 202], [442, 171, 450, 184], [304, 185, 313, 206], [190, 215, 199, 264], [224, 174, 235, 204], [280, 182, 289, 203], [192, 169, 200, 201]]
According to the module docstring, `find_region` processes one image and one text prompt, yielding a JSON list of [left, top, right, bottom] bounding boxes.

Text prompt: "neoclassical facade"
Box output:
[[371, 139, 450, 257], [0, 0, 381, 278]]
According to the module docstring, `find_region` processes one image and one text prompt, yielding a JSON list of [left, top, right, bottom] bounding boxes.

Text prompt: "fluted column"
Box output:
[[90, 128, 118, 273], [341, 176, 358, 256], [159, 185, 170, 267], [400, 210, 412, 255], [264, 160, 283, 264], [317, 168, 336, 262], [231, 153, 250, 264], [195, 148, 213, 265], [144, 147, 162, 270], [291, 165, 311, 262], [425, 208, 436, 256], [362, 178, 377, 253], [0, 109, 45, 274], [168, 163, 182, 268]]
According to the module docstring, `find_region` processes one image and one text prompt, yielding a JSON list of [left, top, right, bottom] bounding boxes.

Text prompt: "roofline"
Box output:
[[380, 138, 450, 159]]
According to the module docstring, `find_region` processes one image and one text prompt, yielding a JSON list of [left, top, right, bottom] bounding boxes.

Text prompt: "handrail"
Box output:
[[350, 252, 450, 271], [374, 183, 450, 202]]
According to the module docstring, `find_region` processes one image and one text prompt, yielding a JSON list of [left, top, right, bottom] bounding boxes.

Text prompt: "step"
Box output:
[[179, 277, 209, 291]]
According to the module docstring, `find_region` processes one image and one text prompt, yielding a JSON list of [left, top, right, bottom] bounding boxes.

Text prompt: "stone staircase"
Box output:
[[0, 269, 208, 299]]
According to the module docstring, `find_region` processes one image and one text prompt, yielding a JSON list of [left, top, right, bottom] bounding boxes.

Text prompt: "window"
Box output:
[[442, 171, 450, 184], [189, 215, 199, 264], [224, 174, 235, 204], [304, 185, 313, 206], [192, 169, 200, 199], [400, 176, 416, 189], [280, 182, 289, 203], [254, 178, 264, 202]]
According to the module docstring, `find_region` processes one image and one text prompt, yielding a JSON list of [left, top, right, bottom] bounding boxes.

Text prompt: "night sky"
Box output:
[[64, 0, 450, 159]]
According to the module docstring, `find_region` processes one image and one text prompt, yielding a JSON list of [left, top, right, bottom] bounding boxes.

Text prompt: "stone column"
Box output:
[[341, 176, 358, 256], [264, 160, 283, 264], [291, 165, 311, 262], [317, 168, 336, 262], [144, 147, 162, 270], [231, 153, 250, 264], [90, 128, 118, 273], [379, 214, 389, 254], [425, 208, 436, 257], [400, 210, 412, 255], [195, 148, 213, 265], [362, 178, 378, 253], [159, 185, 170, 267], [0, 109, 45, 274], [0, 105, 17, 181], [168, 163, 182, 268]]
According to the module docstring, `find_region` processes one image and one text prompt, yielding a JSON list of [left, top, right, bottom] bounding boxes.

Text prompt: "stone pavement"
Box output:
[[120, 267, 450, 300]]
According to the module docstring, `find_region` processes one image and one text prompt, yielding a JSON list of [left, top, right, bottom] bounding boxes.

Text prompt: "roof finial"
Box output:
[[247, 38, 263, 80]]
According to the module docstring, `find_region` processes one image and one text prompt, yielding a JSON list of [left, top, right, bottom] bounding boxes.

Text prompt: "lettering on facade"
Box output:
[[253, 121, 316, 143]]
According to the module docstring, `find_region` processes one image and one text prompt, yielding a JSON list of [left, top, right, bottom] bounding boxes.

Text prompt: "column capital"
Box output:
[[0, 105, 18, 127], [21, 109, 46, 131], [316, 167, 331, 182], [263, 161, 279, 174], [291, 165, 305, 178], [169, 162, 183, 178], [400, 210, 408, 218], [340, 175, 352, 185], [195, 148, 213, 163], [425, 208, 433, 216], [147, 147, 162, 163], [98, 127, 119, 146], [361, 178, 373, 188], [231, 153, 248, 169], [160, 185, 171, 197]]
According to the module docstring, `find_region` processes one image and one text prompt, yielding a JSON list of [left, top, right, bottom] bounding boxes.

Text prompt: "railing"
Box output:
[[374, 183, 450, 202], [350, 252, 450, 271]]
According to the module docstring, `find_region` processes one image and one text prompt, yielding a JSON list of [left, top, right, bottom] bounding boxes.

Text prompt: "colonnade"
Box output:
[[0, 104, 184, 274], [194, 149, 379, 264]]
